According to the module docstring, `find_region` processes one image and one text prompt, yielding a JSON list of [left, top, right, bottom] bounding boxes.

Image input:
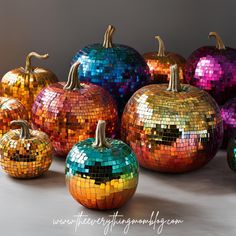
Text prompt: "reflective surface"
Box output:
[[0, 97, 28, 138], [1, 51, 58, 119], [227, 136, 236, 172], [72, 44, 150, 115], [185, 46, 236, 105], [221, 98, 236, 146], [144, 52, 186, 83], [66, 138, 138, 210], [121, 84, 223, 173], [0, 128, 52, 178], [0, 150, 235, 236], [32, 82, 118, 157], [143, 35, 185, 84]]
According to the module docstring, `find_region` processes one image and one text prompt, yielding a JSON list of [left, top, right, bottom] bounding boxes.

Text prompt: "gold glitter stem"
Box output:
[[92, 120, 111, 148], [25, 52, 49, 73], [10, 120, 31, 139], [208, 32, 226, 50], [102, 25, 115, 48], [63, 61, 81, 90], [167, 64, 181, 92], [155, 35, 166, 57]]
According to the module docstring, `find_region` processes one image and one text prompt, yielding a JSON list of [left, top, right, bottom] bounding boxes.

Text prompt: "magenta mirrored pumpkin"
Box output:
[[185, 32, 236, 105]]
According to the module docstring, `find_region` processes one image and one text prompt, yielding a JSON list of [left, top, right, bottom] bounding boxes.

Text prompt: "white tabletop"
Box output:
[[0, 150, 235, 236]]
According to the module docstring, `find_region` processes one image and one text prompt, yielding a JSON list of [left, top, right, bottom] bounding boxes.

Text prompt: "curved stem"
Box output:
[[167, 64, 181, 92], [102, 25, 115, 48], [92, 120, 111, 148], [10, 120, 31, 139], [25, 52, 49, 73], [155, 35, 166, 57], [63, 61, 81, 90], [208, 32, 226, 50]]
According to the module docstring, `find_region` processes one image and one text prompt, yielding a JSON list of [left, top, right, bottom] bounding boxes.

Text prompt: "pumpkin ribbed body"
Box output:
[[121, 83, 223, 173], [32, 82, 118, 157]]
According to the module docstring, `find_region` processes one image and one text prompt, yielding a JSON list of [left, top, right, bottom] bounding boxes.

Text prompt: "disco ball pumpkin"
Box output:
[[1, 52, 58, 118], [0, 120, 53, 178], [32, 61, 118, 157], [66, 120, 138, 210], [221, 98, 236, 146], [72, 25, 150, 116], [227, 136, 236, 172], [121, 64, 223, 173], [185, 32, 236, 105], [0, 97, 28, 138], [143, 35, 186, 83]]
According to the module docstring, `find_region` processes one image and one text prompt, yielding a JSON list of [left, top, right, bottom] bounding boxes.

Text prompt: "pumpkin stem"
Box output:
[[102, 25, 115, 48], [167, 64, 181, 92], [208, 32, 226, 50], [25, 52, 49, 73], [63, 61, 81, 90], [92, 120, 111, 148], [10, 120, 31, 139], [155, 36, 166, 57]]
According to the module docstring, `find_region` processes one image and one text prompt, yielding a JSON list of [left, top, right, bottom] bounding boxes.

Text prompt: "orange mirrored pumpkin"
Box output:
[[0, 52, 58, 118], [0, 97, 28, 138], [143, 36, 186, 83], [0, 120, 53, 178]]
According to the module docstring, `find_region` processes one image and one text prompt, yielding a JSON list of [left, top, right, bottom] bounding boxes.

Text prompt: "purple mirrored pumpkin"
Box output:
[[185, 32, 236, 105], [221, 98, 236, 146]]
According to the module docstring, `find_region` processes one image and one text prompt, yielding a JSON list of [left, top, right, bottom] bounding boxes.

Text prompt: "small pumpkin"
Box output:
[[227, 136, 236, 172], [1, 52, 58, 118], [72, 25, 150, 116], [0, 97, 28, 138], [0, 120, 53, 178], [185, 32, 236, 105], [66, 120, 139, 210], [32, 61, 118, 157], [143, 35, 186, 83], [121, 64, 223, 173]]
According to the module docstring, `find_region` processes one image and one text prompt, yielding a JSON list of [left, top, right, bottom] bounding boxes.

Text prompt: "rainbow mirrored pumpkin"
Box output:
[[121, 65, 223, 173], [66, 120, 138, 210]]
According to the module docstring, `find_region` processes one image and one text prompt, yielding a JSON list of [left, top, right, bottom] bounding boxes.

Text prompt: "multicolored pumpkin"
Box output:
[[32, 61, 118, 157], [121, 64, 223, 173], [66, 120, 139, 210], [72, 25, 150, 116]]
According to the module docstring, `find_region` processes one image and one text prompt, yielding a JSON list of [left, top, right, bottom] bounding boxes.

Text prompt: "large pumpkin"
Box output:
[[1, 52, 58, 118], [185, 32, 236, 105], [0, 97, 28, 138], [72, 25, 150, 116], [143, 35, 186, 83], [32, 61, 118, 157], [121, 64, 223, 173]]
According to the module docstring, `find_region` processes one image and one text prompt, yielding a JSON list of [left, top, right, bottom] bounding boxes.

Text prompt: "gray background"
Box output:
[[0, 1, 236, 236], [0, 0, 235, 80]]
